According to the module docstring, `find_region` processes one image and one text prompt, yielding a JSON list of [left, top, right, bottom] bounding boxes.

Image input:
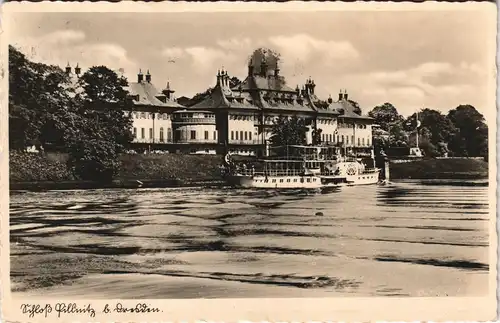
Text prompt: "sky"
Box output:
[[9, 9, 497, 119]]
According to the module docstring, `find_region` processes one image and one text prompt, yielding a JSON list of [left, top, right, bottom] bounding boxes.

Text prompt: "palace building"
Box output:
[[64, 48, 374, 156], [125, 70, 184, 151], [186, 49, 374, 157]]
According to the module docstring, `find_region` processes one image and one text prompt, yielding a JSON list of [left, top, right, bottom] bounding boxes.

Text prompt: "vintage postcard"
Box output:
[[1, 1, 497, 322]]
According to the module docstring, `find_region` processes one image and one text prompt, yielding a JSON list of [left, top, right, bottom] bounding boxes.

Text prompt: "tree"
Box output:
[[447, 105, 488, 158], [417, 127, 438, 157], [404, 109, 457, 157], [65, 66, 134, 182], [368, 102, 403, 132], [312, 127, 323, 145], [388, 123, 409, 147], [9, 45, 73, 150], [270, 116, 307, 155]]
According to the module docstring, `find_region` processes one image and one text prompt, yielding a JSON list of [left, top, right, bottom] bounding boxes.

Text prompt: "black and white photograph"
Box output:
[[2, 1, 497, 321]]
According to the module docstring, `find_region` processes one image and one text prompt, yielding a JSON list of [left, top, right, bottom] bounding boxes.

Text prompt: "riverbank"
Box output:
[[9, 152, 488, 191], [389, 158, 489, 180], [9, 152, 224, 191]]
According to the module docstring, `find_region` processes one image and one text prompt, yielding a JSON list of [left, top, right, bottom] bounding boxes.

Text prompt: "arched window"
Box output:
[[167, 128, 172, 142], [341, 135, 345, 143], [160, 127, 164, 142], [362, 138, 365, 146]]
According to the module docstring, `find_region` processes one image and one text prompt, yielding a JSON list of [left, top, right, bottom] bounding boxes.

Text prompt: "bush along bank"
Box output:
[[10, 152, 225, 190], [389, 158, 489, 180]]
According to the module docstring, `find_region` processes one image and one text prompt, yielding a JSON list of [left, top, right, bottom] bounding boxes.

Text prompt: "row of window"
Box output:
[[178, 113, 215, 119], [174, 130, 218, 141], [133, 112, 171, 120], [133, 127, 172, 141], [317, 119, 335, 125], [256, 177, 319, 184], [338, 123, 369, 129], [229, 115, 254, 121], [132, 128, 370, 146], [230, 130, 253, 141], [132, 113, 369, 129], [320, 134, 371, 146]]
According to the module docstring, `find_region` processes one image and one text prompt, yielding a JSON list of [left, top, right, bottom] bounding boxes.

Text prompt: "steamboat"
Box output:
[[222, 144, 381, 189]]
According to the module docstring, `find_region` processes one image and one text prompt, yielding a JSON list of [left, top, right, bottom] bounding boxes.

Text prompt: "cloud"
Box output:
[[216, 37, 252, 51], [82, 44, 137, 73], [161, 45, 243, 74], [345, 61, 486, 116], [43, 30, 86, 45], [161, 47, 184, 60], [13, 30, 137, 81], [269, 33, 359, 64]]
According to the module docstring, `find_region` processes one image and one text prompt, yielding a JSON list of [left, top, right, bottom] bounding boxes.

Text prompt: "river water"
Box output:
[[10, 179, 490, 298]]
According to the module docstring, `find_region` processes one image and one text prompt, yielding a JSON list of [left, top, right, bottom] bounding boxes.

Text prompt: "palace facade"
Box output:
[[65, 49, 374, 156]]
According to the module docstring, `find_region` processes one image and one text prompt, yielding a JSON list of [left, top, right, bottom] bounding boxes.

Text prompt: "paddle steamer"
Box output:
[[222, 144, 381, 189]]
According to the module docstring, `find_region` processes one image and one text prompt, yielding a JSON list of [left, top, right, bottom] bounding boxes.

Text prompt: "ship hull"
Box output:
[[226, 175, 326, 189], [226, 169, 381, 189], [346, 170, 381, 186]]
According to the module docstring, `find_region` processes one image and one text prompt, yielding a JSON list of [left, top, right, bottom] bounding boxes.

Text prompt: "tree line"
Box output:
[[268, 103, 488, 160], [368, 102, 488, 159], [9, 45, 133, 182]]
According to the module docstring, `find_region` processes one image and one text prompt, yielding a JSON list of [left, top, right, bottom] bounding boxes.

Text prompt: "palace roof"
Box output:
[[186, 48, 372, 120], [237, 74, 296, 93], [333, 100, 373, 120], [190, 71, 339, 116], [126, 80, 184, 109]]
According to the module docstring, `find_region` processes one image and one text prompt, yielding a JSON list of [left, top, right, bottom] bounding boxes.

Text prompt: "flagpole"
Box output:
[[416, 110, 419, 148]]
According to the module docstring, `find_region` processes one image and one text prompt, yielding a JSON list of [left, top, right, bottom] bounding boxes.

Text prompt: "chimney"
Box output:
[[344, 89, 349, 101], [65, 62, 71, 74], [338, 90, 343, 101], [138, 69, 144, 83], [309, 78, 316, 94], [74, 63, 81, 76], [328, 95, 333, 104], [145, 70, 151, 83], [162, 81, 175, 100]]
